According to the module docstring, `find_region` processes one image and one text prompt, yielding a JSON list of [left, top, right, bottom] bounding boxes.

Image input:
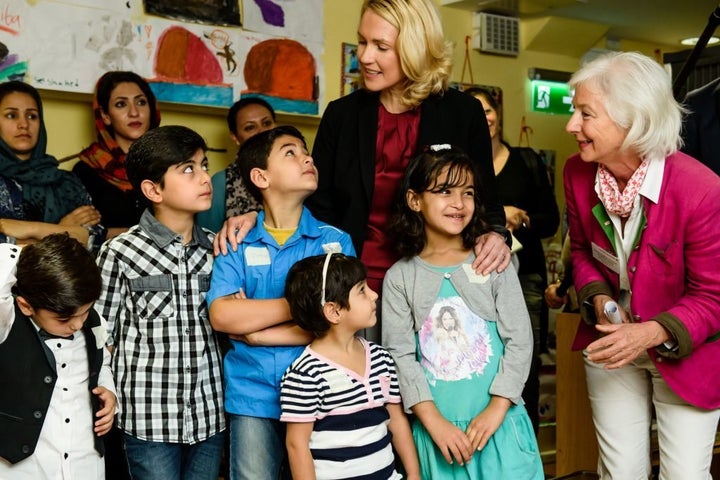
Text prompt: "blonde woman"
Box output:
[[307, 0, 510, 340], [215, 0, 512, 341]]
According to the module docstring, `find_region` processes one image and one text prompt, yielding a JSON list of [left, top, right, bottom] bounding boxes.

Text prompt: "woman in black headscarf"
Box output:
[[0, 81, 101, 246]]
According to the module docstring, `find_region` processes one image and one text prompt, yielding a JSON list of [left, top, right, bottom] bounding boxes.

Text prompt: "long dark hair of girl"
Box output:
[[388, 145, 489, 258]]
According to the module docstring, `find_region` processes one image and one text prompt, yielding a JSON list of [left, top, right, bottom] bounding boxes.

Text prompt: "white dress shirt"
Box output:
[[0, 243, 116, 479]]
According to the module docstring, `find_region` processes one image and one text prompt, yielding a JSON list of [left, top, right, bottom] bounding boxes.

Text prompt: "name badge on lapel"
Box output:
[[591, 242, 620, 274]]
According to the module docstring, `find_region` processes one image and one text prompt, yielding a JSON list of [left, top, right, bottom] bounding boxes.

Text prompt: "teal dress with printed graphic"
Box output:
[[412, 268, 543, 479]]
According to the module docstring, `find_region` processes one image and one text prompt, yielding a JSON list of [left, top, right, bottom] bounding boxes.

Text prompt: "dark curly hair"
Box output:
[[388, 146, 489, 258]]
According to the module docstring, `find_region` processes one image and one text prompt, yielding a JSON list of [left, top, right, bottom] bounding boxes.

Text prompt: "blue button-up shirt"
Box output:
[[207, 207, 355, 418]]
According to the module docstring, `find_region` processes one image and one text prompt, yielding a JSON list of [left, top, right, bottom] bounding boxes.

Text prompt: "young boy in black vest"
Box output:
[[0, 234, 116, 479]]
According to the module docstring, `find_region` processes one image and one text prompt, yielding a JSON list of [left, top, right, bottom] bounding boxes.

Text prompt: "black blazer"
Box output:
[[682, 77, 720, 176], [307, 88, 505, 255]]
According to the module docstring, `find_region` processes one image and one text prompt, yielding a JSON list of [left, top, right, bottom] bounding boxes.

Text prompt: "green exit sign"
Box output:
[[531, 80, 574, 115]]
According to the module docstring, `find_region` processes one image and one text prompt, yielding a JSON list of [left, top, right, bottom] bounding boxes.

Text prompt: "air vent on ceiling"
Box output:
[[472, 12, 519, 56]]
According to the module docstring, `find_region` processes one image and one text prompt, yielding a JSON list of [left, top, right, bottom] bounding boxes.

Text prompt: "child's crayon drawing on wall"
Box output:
[[149, 25, 233, 107], [0, 0, 324, 114], [0, 41, 27, 82], [242, 0, 323, 43], [143, 0, 241, 27], [252, 0, 284, 27], [242, 38, 318, 115]]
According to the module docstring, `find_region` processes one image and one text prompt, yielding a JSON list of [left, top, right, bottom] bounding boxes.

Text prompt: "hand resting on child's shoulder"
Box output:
[[213, 211, 258, 256]]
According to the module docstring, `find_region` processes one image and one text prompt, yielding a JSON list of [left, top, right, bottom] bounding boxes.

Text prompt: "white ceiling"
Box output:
[[441, 0, 720, 50]]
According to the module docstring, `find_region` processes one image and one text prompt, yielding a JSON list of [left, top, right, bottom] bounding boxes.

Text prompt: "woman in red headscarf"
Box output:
[[73, 71, 161, 238]]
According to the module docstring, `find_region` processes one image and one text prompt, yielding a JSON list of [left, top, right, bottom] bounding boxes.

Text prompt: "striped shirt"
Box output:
[[280, 338, 402, 479], [95, 210, 225, 444]]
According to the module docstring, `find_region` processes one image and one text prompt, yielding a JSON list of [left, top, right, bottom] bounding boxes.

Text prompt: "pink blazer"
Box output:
[[564, 151, 720, 409]]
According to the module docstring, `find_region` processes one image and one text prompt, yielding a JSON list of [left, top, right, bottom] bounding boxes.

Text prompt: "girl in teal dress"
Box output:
[[382, 145, 544, 479]]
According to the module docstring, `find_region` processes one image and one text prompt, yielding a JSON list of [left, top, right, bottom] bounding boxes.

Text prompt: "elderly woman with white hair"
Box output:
[[564, 51, 720, 479]]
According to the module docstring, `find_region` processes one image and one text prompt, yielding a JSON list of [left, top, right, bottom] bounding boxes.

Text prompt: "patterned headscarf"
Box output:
[[0, 82, 91, 223], [78, 74, 161, 192]]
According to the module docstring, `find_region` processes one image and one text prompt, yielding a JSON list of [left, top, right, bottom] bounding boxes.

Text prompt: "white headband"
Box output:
[[320, 252, 334, 306], [429, 143, 451, 152]]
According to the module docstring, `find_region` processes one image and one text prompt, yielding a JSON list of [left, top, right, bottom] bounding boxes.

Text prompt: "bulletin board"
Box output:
[[0, 0, 324, 115]]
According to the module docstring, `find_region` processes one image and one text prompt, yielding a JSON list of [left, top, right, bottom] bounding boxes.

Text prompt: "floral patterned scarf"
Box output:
[[597, 160, 649, 218]]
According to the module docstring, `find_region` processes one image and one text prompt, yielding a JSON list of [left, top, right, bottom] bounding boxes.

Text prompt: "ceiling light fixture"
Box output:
[[680, 36, 720, 46]]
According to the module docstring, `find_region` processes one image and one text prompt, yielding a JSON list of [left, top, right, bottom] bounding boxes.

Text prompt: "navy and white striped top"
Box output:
[[280, 338, 403, 479]]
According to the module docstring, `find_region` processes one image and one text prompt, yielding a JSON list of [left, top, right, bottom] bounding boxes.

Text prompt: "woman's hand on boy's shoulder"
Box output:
[[213, 211, 259, 256]]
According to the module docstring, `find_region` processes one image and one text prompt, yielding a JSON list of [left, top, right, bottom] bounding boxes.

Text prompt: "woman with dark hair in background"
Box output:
[[197, 97, 276, 233], [0, 81, 101, 246], [73, 71, 160, 238]]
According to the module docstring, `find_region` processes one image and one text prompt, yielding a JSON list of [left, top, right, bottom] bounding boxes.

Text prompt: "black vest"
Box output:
[[0, 304, 105, 464]]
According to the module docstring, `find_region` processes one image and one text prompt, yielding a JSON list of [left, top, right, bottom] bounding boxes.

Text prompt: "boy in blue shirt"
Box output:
[[207, 125, 355, 479], [95, 126, 225, 480]]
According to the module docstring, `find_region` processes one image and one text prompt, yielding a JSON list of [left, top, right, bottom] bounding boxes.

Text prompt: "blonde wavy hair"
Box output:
[[360, 0, 452, 108]]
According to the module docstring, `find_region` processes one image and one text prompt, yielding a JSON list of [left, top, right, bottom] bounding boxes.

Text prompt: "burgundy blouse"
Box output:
[[360, 103, 421, 292]]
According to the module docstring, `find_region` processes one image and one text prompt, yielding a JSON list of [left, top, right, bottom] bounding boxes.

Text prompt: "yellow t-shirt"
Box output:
[[263, 224, 296, 246]]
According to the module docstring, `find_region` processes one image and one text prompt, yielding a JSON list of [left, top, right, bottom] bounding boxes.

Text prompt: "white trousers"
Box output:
[[584, 352, 720, 480]]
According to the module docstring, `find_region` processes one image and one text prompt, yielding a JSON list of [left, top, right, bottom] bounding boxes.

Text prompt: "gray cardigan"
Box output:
[[381, 254, 533, 411]]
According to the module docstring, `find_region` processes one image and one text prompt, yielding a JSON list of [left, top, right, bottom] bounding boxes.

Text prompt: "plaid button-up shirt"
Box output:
[[95, 210, 225, 443]]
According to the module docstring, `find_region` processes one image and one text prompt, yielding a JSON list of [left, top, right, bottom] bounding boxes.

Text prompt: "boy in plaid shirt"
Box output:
[[95, 126, 225, 480]]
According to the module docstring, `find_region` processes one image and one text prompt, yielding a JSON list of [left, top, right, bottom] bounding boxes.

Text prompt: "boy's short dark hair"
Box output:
[[14, 233, 102, 316], [238, 125, 306, 203], [126, 125, 207, 193], [285, 253, 367, 337], [227, 97, 276, 133]]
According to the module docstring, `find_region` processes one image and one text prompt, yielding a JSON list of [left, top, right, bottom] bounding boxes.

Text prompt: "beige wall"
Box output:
[[44, 0, 670, 213]]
